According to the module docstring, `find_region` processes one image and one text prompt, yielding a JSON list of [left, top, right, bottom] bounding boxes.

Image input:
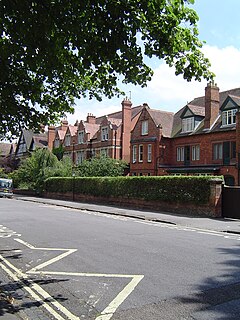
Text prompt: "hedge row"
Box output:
[[45, 176, 223, 205]]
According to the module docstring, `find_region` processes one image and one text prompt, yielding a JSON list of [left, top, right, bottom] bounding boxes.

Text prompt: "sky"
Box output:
[[66, 0, 240, 124]]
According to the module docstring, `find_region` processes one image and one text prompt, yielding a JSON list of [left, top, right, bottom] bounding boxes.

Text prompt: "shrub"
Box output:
[[45, 175, 223, 205]]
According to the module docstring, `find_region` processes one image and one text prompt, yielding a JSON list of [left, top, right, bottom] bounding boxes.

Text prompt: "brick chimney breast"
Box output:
[[121, 98, 132, 162], [204, 81, 220, 130], [47, 125, 55, 150], [61, 119, 68, 130], [87, 113, 96, 124]]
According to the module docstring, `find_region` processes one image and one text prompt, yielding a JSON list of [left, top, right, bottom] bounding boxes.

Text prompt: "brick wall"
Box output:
[[130, 107, 161, 175]]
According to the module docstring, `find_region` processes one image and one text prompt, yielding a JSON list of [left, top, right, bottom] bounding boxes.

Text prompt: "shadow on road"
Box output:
[[0, 276, 70, 317], [175, 244, 240, 319]]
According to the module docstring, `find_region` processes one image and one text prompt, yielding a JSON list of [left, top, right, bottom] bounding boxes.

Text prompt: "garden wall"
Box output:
[[44, 176, 223, 217]]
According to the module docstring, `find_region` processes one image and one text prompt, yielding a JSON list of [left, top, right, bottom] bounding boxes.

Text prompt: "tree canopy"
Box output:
[[1, 0, 214, 138]]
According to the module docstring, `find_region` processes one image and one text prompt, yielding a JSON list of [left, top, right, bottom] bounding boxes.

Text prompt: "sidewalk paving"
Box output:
[[15, 195, 240, 235]]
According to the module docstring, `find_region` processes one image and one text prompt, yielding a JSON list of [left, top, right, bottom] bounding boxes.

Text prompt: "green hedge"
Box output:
[[45, 176, 223, 205]]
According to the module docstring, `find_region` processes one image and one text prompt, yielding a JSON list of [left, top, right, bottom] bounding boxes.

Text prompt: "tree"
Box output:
[[11, 148, 59, 191], [52, 144, 65, 160], [77, 156, 128, 177], [1, 0, 214, 138]]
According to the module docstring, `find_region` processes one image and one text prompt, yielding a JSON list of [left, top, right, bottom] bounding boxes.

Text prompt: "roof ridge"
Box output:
[[149, 108, 174, 114]]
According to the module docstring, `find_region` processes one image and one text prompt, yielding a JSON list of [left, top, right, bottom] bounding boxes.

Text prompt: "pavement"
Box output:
[[15, 195, 240, 234], [1, 195, 240, 319]]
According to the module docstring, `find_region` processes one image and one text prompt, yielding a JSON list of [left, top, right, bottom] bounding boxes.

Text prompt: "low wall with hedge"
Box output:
[[44, 176, 223, 217]]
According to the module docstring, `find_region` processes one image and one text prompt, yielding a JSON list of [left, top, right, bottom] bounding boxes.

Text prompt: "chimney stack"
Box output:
[[121, 98, 132, 162], [47, 125, 55, 150], [61, 119, 68, 130], [204, 81, 220, 129], [86, 113, 96, 124]]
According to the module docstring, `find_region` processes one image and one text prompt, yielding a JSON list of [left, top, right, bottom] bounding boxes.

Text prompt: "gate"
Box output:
[[222, 185, 240, 219]]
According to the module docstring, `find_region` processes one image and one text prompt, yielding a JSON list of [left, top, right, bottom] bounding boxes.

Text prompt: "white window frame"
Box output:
[[147, 144, 152, 162], [78, 131, 84, 144], [91, 149, 96, 158], [101, 148, 108, 157], [76, 150, 85, 164], [54, 138, 60, 148], [177, 146, 184, 162], [222, 109, 237, 126], [182, 117, 194, 133], [192, 145, 200, 161], [213, 143, 223, 160], [141, 120, 148, 135], [101, 127, 109, 141], [132, 145, 137, 163], [139, 145, 143, 162], [63, 151, 71, 159], [65, 134, 71, 146]]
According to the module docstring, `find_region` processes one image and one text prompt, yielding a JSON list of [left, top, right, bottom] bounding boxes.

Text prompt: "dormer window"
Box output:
[[141, 120, 148, 135], [182, 117, 194, 133], [65, 134, 71, 146], [101, 127, 108, 141], [222, 109, 237, 126], [78, 131, 84, 144], [54, 138, 60, 148]]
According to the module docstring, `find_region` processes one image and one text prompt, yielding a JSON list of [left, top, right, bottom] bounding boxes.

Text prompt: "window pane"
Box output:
[[139, 145, 143, 161], [182, 117, 194, 132], [141, 120, 148, 135], [132, 145, 137, 163], [148, 144, 152, 162]]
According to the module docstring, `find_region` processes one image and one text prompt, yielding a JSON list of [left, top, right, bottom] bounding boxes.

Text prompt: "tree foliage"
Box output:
[[1, 0, 214, 138], [77, 156, 128, 177], [11, 148, 59, 191]]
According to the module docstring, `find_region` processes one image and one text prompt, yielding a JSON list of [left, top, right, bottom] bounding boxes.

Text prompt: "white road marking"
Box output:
[[136, 220, 240, 241], [28, 270, 143, 278], [96, 275, 144, 320], [0, 256, 66, 320], [0, 225, 21, 238], [14, 238, 77, 272], [28, 271, 144, 320], [11, 238, 144, 320]]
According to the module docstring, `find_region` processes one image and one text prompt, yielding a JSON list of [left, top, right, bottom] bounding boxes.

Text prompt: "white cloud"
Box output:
[[66, 45, 240, 124], [203, 45, 240, 89]]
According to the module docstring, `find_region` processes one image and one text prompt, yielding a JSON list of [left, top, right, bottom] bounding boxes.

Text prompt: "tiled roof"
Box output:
[[228, 94, 240, 106], [188, 88, 240, 108], [68, 125, 78, 136], [148, 109, 174, 138], [84, 123, 100, 139], [96, 105, 144, 124], [188, 104, 205, 117], [171, 106, 186, 137], [21, 129, 48, 149], [33, 136, 48, 148], [57, 130, 66, 141], [171, 87, 240, 137], [108, 117, 122, 129]]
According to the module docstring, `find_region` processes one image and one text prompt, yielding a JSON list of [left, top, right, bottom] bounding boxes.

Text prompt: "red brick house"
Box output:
[[53, 99, 144, 165], [62, 124, 78, 162], [130, 82, 240, 185], [52, 119, 69, 150], [130, 104, 174, 176]]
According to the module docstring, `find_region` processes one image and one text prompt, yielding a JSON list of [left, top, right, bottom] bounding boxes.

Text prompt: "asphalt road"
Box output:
[[1, 198, 240, 320]]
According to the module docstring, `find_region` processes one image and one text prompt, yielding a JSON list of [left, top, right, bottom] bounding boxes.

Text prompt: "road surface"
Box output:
[[1, 197, 240, 319]]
